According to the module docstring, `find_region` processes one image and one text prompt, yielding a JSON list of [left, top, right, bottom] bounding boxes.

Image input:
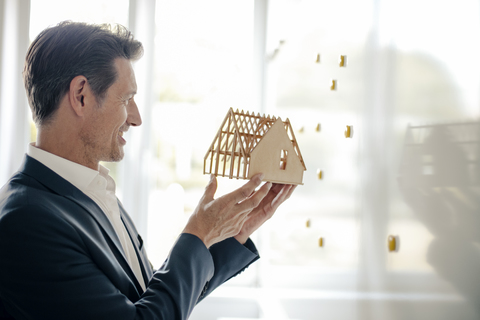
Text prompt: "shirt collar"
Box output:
[[27, 143, 110, 193]]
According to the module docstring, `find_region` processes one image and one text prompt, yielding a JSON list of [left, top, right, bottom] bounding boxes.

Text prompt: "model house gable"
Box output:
[[249, 118, 305, 184]]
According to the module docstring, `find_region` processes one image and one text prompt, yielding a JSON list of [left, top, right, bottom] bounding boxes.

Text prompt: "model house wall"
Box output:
[[249, 118, 304, 184]]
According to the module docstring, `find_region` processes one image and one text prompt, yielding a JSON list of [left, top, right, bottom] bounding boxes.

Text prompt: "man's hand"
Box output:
[[182, 173, 273, 248], [234, 183, 296, 244]]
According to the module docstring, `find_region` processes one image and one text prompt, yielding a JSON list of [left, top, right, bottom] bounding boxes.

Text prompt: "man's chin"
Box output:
[[111, 153, 125, 163], [103, 148, 125, 163]]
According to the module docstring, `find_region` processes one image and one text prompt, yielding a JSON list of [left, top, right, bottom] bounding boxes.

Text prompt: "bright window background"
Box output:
[[146, 0, 255, 272], [260, 0, 480, 294], [29, 0, 129, 36]]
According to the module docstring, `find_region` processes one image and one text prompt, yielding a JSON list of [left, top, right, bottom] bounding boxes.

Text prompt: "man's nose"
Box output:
[[127, 99, 142, 127]]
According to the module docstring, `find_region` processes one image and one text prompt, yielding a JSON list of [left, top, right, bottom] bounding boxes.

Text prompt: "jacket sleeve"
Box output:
[[196, 237, 259, 301], [0, 204, 214, 320]]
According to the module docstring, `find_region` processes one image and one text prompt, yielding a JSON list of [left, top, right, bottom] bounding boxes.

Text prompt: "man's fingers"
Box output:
[[225, 173, 265, 206], [269, 183, 287, 197], [270, 184, 294, 210], [235, 181, 272, 213], [284, 184, 297, 200], [202, 175, 218, 202]]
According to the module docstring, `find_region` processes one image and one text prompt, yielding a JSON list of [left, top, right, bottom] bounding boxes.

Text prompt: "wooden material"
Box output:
[[344, 125, 353, 138], [318, 237, 324, 247], [204, 108, 306, 185], [330, 79, 337, 91], [388, 235, 399, 252]]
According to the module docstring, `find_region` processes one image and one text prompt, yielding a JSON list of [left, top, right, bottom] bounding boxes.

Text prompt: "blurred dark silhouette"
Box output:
[[399, 121, 480, 316]]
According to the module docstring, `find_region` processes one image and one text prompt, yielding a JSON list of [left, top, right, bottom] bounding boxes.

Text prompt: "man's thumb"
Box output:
[[204, 174, 218, 199]]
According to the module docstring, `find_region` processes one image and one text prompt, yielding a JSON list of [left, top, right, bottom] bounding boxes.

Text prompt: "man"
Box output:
[[0, 22, 295, 319]]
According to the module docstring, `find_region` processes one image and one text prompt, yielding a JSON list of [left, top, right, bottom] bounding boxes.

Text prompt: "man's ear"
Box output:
[[68, 75, 90, 117]]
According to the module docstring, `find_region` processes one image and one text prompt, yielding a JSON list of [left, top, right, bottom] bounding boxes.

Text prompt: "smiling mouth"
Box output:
[[118, 131, 126, 144]]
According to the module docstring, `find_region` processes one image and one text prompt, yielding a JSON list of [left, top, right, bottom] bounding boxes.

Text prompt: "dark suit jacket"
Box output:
[[0, 155, 259, 319]]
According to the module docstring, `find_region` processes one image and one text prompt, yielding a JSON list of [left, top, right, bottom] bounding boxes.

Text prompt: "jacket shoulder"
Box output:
[[0, 171, 61, 215]]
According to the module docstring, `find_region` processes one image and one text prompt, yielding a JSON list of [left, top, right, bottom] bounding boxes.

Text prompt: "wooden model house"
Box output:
[[204, 108, 306, 185]]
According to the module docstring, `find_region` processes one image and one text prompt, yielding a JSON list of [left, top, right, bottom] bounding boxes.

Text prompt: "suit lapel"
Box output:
[[65, 193, 147, 294], [118, 201, 154, 284], [19, 155, 142, 294], [64, 193, 128, 262]]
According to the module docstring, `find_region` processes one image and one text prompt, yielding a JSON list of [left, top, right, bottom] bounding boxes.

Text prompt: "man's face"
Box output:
[[80, 58, 142, 165]]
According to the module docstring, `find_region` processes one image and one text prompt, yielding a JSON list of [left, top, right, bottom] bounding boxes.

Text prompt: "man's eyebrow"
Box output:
[[123, 90, 137, 98]]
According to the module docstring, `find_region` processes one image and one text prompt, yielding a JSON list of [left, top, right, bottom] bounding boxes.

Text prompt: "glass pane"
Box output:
[[261, 0, 480, 319], [147, 0, 255, 279], [261, 0, 371, 288], [29, 0, 129, 40]]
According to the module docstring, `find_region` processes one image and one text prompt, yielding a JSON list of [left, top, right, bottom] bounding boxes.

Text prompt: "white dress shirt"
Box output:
[[27, 144, 146, 291]]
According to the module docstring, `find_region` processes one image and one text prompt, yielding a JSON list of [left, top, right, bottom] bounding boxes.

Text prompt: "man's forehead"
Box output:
[[113, 58, 137, 93]]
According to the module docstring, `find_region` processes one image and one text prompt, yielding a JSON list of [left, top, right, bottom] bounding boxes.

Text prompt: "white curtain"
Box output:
[[117, 0, 156, 237], [0, 0, 31, 186]]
